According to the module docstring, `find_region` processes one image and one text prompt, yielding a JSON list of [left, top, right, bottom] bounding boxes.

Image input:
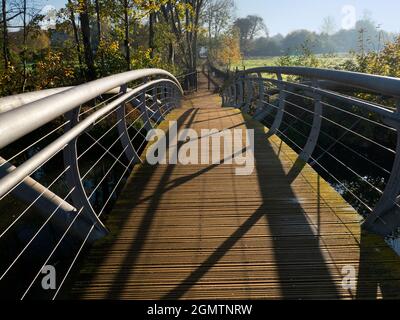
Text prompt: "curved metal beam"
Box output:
[[243, 77, 253, 113], [253, 75, 271, 121], [363, 100, 400, 236], [238, 66, 400, 98], [116, 85, 141, 164], [0, 69, 183, 149], [0, 87, 133, 114], [266, 73, 286, 137], [298, 79, 322, 162], [63, 107, 109, 240]]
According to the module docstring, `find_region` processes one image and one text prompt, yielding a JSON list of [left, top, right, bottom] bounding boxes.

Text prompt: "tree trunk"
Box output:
[[67, 0, 83, 77], [79, 0, 96, 80], [123, 0, 130, 70], [149, 11, 155, 59], [22, 0, 27, 91], [185, 6, 193, 70], [94, 0, 101, 44], [2, 0, 10, 69], [192, 0, 203, 72], [94, 0, 104, 74], [160, 4, 174, 66], [168, 42, 174, 65]]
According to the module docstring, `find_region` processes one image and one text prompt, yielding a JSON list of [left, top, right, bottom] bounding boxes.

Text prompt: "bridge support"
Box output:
[[63, 108, 109, 242], [266, 73, 286, 137], [152, 86, 165, 123], [253, 74, 274, 121], [139, 91, 154, 132], [117, 85, 141, 164], [238, 78, 244, 109], [242, 77, 253, 113], [231, 84, 237, 107], [255, 73, 264, 109], [363, 100, 400, 237], [298, 79, 322, 162], [163, 84, 174, 113]]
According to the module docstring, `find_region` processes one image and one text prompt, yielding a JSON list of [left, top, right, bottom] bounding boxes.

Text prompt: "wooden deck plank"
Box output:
[[67, 72, 400, 300]]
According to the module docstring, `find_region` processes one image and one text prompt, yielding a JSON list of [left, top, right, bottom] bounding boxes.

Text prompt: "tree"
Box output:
[[66, 0, 84, 76], [160, 0, 205, 72], [148, 10, 155, 58], [94, 0, 106, 73], [234, 15, 267, 55], [321, 16, 337, 35], [1, 0, 10, 68], [79, 0, 96, 79], [122, 0, 130, 70], [248, 36, 282, 56], [5, 0, 45, 90], [203, 0, 235, 44], [213, 27, 241, 68], [157, 8, 175, 65], [281, 29, 318, 54]]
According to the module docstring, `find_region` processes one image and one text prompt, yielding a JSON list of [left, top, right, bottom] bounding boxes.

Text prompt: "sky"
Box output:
[[235, 0, 400, 36], [47, 0, 400, 36]]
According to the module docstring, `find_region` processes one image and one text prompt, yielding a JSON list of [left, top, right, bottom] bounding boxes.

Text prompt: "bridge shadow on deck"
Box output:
[[65, 108, 197, 299], [162, 117, 341, 300], [69, 100, 400, 300], [106, 108, 200, 299]]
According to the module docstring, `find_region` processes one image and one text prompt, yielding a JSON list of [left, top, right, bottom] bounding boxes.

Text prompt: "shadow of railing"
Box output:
[[162, 115, 341, 299]]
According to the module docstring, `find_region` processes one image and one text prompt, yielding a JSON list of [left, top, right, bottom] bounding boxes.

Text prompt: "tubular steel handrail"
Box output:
[[0, 69, 184, 299], [0, 69, 181, 149], [222, 66, 400, 238]]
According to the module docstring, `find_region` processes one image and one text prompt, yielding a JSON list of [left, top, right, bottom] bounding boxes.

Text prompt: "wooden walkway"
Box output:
[[68, 73, 400, 300]]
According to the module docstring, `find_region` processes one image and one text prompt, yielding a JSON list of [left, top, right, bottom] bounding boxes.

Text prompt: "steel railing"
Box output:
[[222, 66, 400, 239], [0, 68, 183, 299]]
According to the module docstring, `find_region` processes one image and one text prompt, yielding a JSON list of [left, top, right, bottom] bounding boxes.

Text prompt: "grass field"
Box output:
[[231, 54, 353, 70], [232, 57, 280, 69]]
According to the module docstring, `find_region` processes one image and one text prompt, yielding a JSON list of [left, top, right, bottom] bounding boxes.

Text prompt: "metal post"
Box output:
[[254, 76, 271, 121], [232, 84, 236, 107], [243, 76, 253, 114], [152, 85, 165, 122], [238, 78, 244, 109], [139, 90, 154, 131], [208, 66, 211, 91], [116, 84, 140, 164], [266, 73, 286, 137], [363, 99, 400, 236], [298, 78, 322, 162], [63, 107, 109, 241]]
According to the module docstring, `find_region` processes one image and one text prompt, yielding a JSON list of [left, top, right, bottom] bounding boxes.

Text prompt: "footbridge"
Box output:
[[0, 65, 400, 299]]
